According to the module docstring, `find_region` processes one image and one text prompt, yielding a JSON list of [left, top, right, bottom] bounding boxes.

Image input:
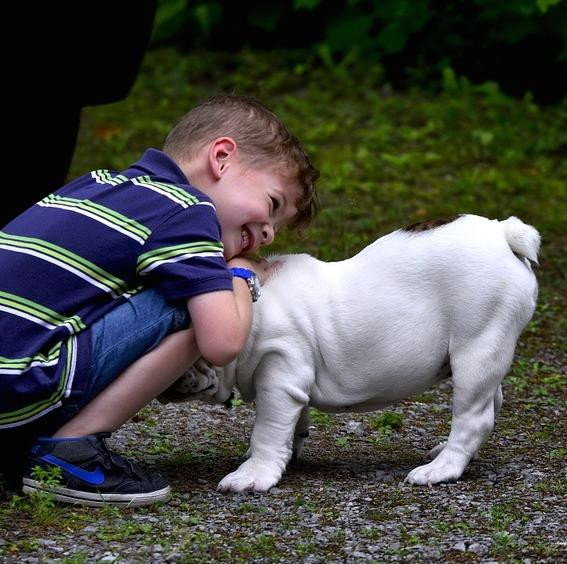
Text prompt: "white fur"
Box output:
[[182, 215, 539, 491]]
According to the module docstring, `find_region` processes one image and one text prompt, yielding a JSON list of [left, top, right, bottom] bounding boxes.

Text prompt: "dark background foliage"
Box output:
[[151, 0, 567, 104]]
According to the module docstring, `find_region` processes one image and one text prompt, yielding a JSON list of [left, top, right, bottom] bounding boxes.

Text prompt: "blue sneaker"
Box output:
[[22, 433, 171, 507]]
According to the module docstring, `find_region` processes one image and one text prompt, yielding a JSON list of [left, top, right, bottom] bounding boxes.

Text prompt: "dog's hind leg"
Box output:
[[427, 384, 503, 462], [292, 407, 311, 461], [407, 333, 517, 485]]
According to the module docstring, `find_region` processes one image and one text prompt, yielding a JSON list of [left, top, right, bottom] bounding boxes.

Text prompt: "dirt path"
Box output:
[[1, 342, 565, 562]]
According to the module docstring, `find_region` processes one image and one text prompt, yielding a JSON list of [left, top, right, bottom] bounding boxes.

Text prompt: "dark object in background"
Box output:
[[2, 2, 157, 228]]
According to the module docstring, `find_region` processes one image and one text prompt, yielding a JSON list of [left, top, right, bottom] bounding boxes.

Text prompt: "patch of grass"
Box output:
[[507, 356, 564, 407], [409, 391, 438, 403], [360, 526, 382, 539], [334, 436, 351, 447], [295, 541, 317, 556], [309, 408, 333, 428], [368, 411, 403, 434], [366, 510, 392, 522], [491, 531, 518, 553], [523, 541, 567, 559], [5, 537, 41, 554], [535, 477, 566, 495], [58, 554, 89, 564], [256, 533, 277, 553], [400, 527, 422, 545], [548, 448, 567, 459], [96, 520, 153, 542], [72, 50, 567, 258], [99, 503, 122, 521], [130, 405, 160, 426], [371, 433, 396, 449], [485, 503, 517, 531], [179, 531, 222, 560], [235, 502, 268, 514], [292, 494, 318, 513], [208, 532, 281, 560], [8, 465, 63, 526], [277, 513, 299, 530]]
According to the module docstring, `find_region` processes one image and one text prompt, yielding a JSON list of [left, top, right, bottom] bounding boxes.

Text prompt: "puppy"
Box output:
[[166, 215, 540, 491]]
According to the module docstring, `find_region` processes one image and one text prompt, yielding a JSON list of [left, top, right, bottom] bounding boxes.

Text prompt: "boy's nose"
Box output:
[[261, 224, 274, 245]]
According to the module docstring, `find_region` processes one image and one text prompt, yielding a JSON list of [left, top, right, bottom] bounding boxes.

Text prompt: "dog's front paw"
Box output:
[[217, 459, 281, 492], [405, 448, 469, 485]]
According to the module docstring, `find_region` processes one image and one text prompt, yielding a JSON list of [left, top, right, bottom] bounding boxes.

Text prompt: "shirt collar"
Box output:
[[126, 148, 189, 186]]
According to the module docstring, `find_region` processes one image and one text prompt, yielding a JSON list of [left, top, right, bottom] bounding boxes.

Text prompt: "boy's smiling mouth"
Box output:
[[241, 226, 254, 253]]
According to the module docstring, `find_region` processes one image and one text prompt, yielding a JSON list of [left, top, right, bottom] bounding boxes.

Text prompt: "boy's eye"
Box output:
[[271, 197, 279, 212]]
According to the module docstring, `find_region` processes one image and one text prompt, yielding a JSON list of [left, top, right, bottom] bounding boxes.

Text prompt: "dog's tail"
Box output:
[[501, 216, 541, 265]]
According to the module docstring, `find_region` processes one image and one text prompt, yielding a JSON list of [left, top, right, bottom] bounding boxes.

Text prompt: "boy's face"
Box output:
[[212, 162, 299, 260]]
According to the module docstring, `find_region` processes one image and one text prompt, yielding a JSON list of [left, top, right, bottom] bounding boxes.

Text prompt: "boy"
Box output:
[[0, 95, 319, 506]]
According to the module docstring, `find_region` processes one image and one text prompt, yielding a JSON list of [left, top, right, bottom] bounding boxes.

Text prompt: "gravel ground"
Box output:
[[1, 345, 565, 563]]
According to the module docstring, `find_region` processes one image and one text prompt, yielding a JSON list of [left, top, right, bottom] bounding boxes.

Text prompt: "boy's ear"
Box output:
[[209, 137, 238, 180]]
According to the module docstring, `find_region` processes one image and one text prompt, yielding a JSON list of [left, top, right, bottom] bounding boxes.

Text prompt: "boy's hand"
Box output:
[[227, 257, 280, 286]]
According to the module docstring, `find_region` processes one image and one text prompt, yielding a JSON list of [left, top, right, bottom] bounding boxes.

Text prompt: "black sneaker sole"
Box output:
[[22, 478, 171, 507]]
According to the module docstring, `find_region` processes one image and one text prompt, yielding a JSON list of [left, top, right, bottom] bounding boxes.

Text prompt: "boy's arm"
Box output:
[[187, 282, 252, 367], [187, 258, 277, 367]]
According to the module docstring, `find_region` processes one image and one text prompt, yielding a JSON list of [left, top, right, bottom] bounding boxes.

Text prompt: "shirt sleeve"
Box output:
[[136, 203, 233, 301]]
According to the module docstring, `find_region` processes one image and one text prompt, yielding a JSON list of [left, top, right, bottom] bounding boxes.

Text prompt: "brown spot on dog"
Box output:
[[403, 215, 462, 232]]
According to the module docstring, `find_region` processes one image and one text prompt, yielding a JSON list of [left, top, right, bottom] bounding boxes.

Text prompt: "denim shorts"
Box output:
[[0, 289, 190, 468], [80, 288, 190, 407]]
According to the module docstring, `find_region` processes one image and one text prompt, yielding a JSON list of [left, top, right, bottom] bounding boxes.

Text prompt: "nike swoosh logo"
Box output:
[[41, 454, 105, 485]]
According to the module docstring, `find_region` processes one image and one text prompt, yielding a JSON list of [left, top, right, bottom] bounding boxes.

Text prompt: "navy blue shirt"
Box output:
[[0, 149, 232, 428]]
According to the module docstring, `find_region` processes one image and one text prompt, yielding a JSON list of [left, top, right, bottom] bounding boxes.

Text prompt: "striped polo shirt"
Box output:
[[0, 149, 233, 429]]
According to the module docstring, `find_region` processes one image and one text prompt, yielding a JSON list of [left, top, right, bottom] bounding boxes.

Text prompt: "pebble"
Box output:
[[451, 541, 466, 551], [346, 421, 366, 435]]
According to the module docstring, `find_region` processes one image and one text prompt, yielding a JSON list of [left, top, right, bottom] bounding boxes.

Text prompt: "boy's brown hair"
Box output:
[[163, 95, 319, 228]]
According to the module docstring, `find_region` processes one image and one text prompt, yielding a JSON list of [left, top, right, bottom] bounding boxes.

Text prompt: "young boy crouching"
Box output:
[[0, 95, 318, 506]]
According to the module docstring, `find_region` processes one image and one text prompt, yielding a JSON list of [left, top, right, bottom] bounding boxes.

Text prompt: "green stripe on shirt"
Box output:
[[0, 337, 76, 425], [0, 342, 62, 373], [0, 231, 129, 297], [131, 176, 202, 208], [0, 291, 85, 333], [91, 169, 129, 186], [39, 194, 151, 243], [137, 241, 224, 274]]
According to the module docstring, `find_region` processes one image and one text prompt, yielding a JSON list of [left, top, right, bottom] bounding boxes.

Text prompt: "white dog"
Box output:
[[164, 215, 540, 492]]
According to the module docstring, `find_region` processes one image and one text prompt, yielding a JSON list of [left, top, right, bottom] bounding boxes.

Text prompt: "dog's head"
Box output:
[[157, 357, 237, 406]]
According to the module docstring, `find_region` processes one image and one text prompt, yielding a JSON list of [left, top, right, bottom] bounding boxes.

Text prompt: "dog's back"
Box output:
[[249, 214, 539, 408]]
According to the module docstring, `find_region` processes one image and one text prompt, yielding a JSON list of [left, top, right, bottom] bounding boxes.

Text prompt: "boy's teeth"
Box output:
[[242, 228, 249, 248]]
